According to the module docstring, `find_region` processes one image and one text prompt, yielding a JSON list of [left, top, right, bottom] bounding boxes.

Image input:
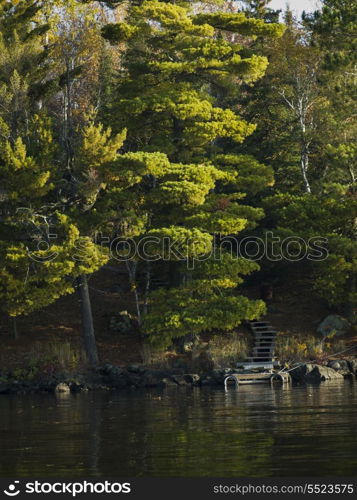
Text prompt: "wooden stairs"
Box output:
[[244, 319, 278, 367]]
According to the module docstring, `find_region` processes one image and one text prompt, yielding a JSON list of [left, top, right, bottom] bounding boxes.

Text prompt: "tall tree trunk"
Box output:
[[344, 273, 356, 322], [77, 274, 99, 367], [143, 261, 151, 318], [300, 146, 312, 194], [345, 216, 357, 321], [13, 317, 18, 340], [125, 260, 141, 325], [299, 113, 312, 194]]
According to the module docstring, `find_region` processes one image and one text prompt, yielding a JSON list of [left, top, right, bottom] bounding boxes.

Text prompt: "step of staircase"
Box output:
[[239, 362, 275, 370], [245, 358, 275, 363], [253, 336, 276, 341], [251, 327, 277, 333], [253, 343, 275, 348], [253, 331, 275, 335], [253, 333, 276, 338], [251, 331, 277, 336]]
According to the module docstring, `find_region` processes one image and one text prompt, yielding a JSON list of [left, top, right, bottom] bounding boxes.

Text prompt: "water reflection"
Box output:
[[0, 381, 356, 477]]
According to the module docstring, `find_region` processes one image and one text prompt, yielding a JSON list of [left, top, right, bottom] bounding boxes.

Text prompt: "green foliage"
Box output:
[[241, 0, 281, 23], [110, 311, 137, 336], [264, 190, 357, 309], [0, 215, 108, 317], [193, 12, 285, 38], [0, 0, 54, 134], [99, 0, 283, 344], [0, 5, 111, 323], [144, 254, 266, 347], [213, 154, 274, 194], [145, 287, 266, 348], [0, 117, 56, 204], [103, 0, 283, 161], [304, 0, 357, 67]]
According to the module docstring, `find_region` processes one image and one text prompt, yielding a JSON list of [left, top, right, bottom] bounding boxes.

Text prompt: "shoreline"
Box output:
[[1, 359, 356, 396]]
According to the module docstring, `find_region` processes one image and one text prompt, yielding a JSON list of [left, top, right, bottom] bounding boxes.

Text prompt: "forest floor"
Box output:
[[0, 264, 356, 371]]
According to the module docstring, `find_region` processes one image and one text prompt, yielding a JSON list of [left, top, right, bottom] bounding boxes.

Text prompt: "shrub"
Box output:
[[208, 333, 249, 369], [276, 332, 346, 363]]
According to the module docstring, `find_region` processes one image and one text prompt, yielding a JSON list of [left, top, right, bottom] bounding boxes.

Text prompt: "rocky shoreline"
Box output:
[[0, 358, 356, 395]]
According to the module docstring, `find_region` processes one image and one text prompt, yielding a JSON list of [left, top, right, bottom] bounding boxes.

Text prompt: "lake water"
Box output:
[[0, 381, 356, 477]]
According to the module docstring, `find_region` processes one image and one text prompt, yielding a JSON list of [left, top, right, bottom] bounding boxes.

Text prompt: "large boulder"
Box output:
[[127, 365, 146, 375], [140, 370, 168, 388], [65, 375, 88, 392], [327, 359, 352, 376], [317, 315, 351, 337], [55, 383, 71, 394], [99, 364, 131, 389], [327, 359, 349, 371], [290, 363, 344, 383]]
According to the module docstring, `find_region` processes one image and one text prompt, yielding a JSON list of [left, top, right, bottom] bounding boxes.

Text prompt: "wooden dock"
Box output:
[[224, 371, 291, 388], [224, 318, 291, 388], [225, 372, 272, 385]]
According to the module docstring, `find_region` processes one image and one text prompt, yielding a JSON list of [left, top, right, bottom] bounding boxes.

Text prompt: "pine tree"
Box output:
[[103, 1, 284, 160], [0, 0, 52, 136], [100, 0, 283, 346], [242, 0, 281, 23], [303, 0, 357, 68]]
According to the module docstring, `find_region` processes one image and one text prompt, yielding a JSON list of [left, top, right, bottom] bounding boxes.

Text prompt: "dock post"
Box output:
[[224, 375, 239, 390]]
